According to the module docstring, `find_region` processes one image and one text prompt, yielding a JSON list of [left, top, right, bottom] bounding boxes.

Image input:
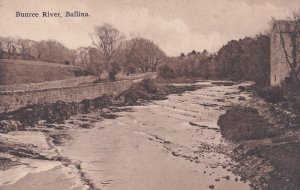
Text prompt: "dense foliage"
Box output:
[[217, 35, 270, 85], [158, 35, 270, 85]]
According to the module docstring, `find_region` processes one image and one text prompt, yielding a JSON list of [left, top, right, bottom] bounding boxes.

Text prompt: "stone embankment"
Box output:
[[0, 80, 133, 113], [0, 72, 157, 113]]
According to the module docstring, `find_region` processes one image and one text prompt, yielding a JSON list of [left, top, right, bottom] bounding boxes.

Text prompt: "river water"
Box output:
[[60, 81, 252, 190]]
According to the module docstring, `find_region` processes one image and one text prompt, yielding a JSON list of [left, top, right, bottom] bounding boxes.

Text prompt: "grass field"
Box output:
[[0, 59, 84, 85]]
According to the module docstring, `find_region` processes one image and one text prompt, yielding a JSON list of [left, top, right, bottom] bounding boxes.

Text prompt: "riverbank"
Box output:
[[218, 91, 300, 190]]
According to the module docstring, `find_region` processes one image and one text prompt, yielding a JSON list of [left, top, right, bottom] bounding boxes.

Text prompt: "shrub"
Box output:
[[157, 64, 175, 79], [109, 62, 121, 81], [257, 87, 284, 103], [218, 107, 279, 142], [141, 77, 157, 93]]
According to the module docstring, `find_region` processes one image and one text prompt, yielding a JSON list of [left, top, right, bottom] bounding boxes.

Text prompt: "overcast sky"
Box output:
[[0, 0, 299, 56]]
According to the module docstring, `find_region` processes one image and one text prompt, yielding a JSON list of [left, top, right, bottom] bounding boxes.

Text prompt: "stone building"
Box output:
[[270, 20, 299, 86]]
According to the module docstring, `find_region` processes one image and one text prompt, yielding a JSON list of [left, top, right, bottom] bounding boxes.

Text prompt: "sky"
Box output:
[[0, 0, 299, 56]]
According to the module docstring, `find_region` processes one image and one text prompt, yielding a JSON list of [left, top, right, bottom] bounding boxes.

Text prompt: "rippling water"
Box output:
[[61, 81, 252, 190]]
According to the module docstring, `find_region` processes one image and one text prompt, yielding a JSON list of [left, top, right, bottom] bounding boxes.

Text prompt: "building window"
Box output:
[[274, 75, 277, 81]]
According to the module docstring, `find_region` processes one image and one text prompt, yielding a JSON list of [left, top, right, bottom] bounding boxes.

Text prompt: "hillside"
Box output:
[[0, 59, 85, 85]]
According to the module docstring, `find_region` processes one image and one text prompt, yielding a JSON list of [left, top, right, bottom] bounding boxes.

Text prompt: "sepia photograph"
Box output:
[[0, 0, 299, 189]]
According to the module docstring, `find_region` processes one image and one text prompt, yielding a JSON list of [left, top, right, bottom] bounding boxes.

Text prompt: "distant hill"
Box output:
[[0, 59, 85, 85]]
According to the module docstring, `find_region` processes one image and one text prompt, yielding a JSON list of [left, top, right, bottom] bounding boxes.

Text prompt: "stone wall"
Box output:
[[0, 76, 98, 92], [0, 80, 132, 113]]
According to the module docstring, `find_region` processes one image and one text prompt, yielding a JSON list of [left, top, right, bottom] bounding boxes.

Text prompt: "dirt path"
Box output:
[[58, 81, 252, 190]]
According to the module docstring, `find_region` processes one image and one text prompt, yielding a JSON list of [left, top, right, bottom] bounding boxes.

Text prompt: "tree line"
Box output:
[[0, 23, 166, 80], [0, 30, 270, 84], [1, 20, 290, 85], [158, 34, 270, 85], [0, 37, 77, 64], [86, 23, 166, 79], [158, 10, 300, 87]]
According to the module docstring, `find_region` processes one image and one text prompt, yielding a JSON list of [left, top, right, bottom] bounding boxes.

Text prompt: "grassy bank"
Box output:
[[0, 59, 85, 85]]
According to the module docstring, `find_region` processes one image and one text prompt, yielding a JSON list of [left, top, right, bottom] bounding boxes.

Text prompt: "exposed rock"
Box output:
[[238, 96, 246, 101], [0, 120, 22, 133], [211, 81, 237, 86], [0, 157, 16, 170], [222, 175, 230, 180], [218, 107, 280, 142]]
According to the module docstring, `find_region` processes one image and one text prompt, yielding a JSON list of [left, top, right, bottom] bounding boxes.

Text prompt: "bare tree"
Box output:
[[122, 34, 140, 74], [271, 11, 300, 85], [16, 38, 31, 59], [125, 37, 166, 72], [69, 50, 77, 65], [0, 37, 5, 58], [3, 37, 16, 59], [56, 41, 65, 64], [90, 23, 125, 78], [76, 47, 89, 66], [32, 41, 46, 60], [36, 40, 68, 63]]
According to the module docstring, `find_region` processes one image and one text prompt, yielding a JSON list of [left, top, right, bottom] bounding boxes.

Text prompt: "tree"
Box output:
[[44, 40, 57, 62], [90, 23, 125, 79], [271, 11, 300, 86], [68, 50, 77, 65], [180, 52, 185, 59], [124, 37, 166, 73], [17, 38, 31, 59], [121, 34, 140, 74], [76, 47, 90, 66], [33, 40, 74, 64], [3, 37, 16, 59], [31, 40, 46, 60], [202, 49, 209, 57], [187, 50, 196, 56], [86, 47, 102, 75], [0, 37, 5, 58], [216, 35, 270, 84]]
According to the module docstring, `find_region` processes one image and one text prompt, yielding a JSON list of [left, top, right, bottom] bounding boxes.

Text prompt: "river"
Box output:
[[59, 81, 252, 190]]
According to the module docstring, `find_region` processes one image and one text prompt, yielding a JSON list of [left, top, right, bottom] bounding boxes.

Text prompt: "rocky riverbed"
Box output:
[[0, 80, 298, 190]]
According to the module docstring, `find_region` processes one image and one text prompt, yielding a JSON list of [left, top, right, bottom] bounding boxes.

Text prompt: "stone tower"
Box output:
[[270, 20, 299, 86]]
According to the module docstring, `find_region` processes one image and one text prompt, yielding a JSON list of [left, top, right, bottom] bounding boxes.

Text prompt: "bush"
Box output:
[[257, 87, 284, 103], [283, 84, 300, 113], [218, 107, 280, 142], [157, 64, 175, 79], [141, 77, 157, 93], [109, 62, 121, 81]]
